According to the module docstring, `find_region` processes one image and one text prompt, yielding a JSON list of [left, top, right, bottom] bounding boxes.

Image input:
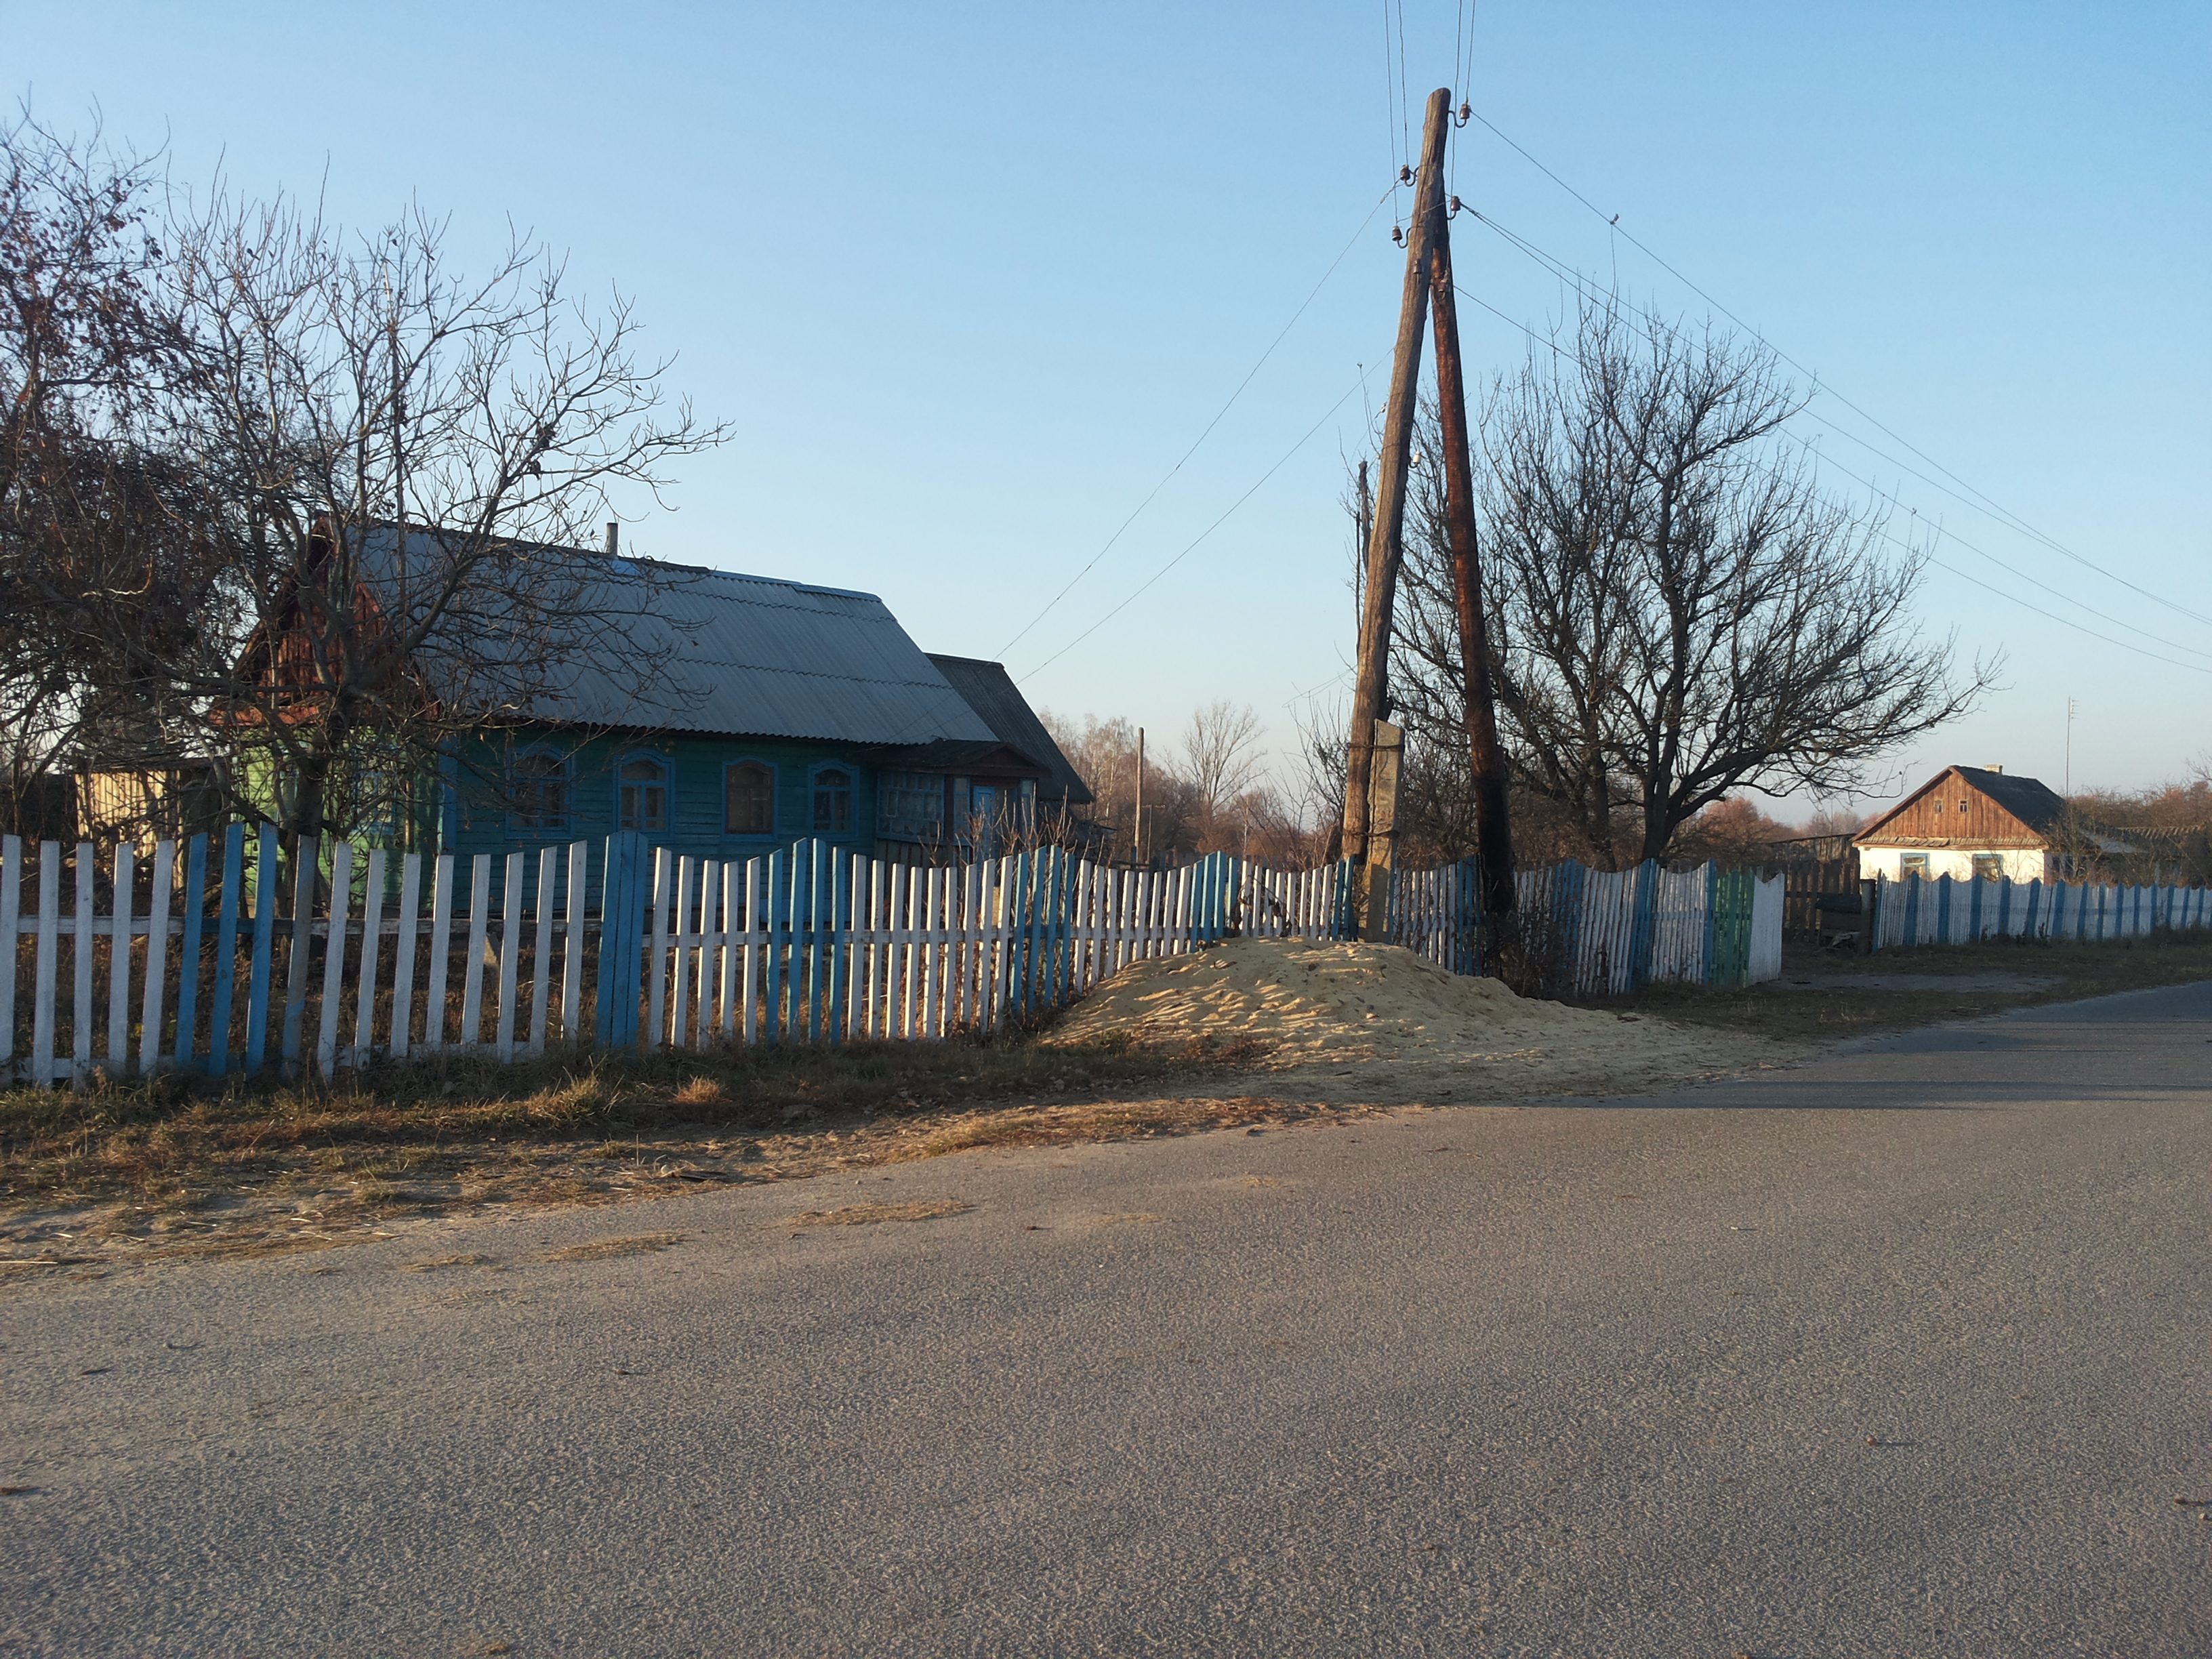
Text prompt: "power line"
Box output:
[[1446, 280, 2212, 678], [1474, 206, 2212, 638], [1394, 0, 1412, 192], [1020, 369, 1374, 683], [1455, 212, 2212, 661], [1380, 1, 1403, 231], [1919, 550, 2212, 677], [1458, 105, 2212, 631], [993, 182, 1395, 659]]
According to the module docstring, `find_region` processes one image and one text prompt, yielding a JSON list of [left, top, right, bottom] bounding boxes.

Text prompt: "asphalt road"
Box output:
[[6, 983, 2209, 1658]]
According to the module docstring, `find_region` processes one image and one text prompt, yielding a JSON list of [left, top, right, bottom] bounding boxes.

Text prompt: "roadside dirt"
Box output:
[[1048, 937, 1802, 1107], [1, 941, 1805, 1280]]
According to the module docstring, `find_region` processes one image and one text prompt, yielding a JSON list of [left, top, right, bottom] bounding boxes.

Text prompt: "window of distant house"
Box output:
[[812, 766, 853, 835], [618, 755, 668, 834], [1900, 853, 1929, 878], [511, 750, 569, 832], [1971, 854, 2003, 881], [724, 761, 775, 836], [1958, 799, 1969, 813], [1932, 799, 1944, 814]]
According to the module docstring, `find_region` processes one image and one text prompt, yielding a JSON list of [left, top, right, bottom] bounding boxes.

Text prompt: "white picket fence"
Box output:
[[1870, 873, 2212, 950], [4, 827, 1787, 1090], [0, 834, 1360, 1088], [1388, 858, 1784, 993]]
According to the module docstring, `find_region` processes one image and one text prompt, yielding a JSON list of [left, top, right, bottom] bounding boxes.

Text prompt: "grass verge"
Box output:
[[1605, 930, 2212, 1044], [0, 1029, 1275, 1268]]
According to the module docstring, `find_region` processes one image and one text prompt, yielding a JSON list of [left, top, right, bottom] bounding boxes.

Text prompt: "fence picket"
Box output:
[[737, 857, 760, 1044], [530, 847, 557, 1058], [0, 837, 18, 1080], [107, 842, 134, 1077], [644, 848, 672, 1052], [316, 842, 353, 1078], [210, 827, 243, 1073], [171, 833, 204, 1071], [562, 841, 588, 1046], [355, 848, 387, 1069], [695, 857, 720, 1051], [281, 836, 318, 1071], [32, 845, 58, 1086], [422, 854, 457, 1052]]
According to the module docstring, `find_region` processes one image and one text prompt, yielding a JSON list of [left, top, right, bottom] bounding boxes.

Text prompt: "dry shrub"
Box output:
[[672, 1076, 724, 1107], [1485, 902, 1572, 1000]]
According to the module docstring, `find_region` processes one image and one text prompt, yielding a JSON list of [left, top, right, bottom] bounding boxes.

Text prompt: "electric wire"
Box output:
[[1019, 369, 1374, 683], [1381, 1, 1404, 233], [1454, 213, 2212, 663], [992, 182, 1395, 659], [1394, 0, 1412, 188], [1446, 280, 2212, 678], [1458, 105, 2212, 630]]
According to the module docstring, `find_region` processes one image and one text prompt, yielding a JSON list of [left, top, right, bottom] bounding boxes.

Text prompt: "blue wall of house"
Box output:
[[446, 731, 881, 886]]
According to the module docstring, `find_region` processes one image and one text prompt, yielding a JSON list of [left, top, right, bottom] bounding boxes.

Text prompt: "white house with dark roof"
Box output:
[[1853, 764, 2135, 884]]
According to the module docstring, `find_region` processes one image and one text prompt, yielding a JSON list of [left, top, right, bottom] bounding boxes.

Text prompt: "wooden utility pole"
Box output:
[[1343, 89, 1451, 888], [1425, 138, 1517, 920], [1133, 726, 1145, 866]]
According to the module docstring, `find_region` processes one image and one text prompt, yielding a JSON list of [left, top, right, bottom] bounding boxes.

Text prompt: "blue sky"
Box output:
[[12, 2, 2209, 816]]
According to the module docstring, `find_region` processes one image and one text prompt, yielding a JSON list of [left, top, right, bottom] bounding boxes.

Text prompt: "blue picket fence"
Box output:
[[1870, 872, 2212, 950], [3, 830, 1782, 1088]]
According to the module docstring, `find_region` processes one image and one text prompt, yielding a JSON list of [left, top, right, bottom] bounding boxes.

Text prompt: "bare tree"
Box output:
[[1392, 298, 1994, 869], [1179, 699, 1265, 821], [1, 116, 729, 849], [0, 114, 206, 834]]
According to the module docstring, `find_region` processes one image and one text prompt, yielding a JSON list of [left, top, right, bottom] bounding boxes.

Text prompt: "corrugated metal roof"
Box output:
[[358, 528, 994, 746], [925, 655, 1094, 805]]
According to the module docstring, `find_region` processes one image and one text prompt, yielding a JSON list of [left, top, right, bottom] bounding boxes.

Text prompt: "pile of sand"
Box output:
[[1047, 937, 1797, 1107]]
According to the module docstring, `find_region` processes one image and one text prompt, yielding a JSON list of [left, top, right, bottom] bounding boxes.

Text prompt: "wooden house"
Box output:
[[1852, 765, 2133, 883], [235, 526, 1087, 870]]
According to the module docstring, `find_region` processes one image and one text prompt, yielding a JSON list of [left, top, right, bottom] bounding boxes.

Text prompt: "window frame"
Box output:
[[810, 763, 855, 837], [722, 758, 778, 837], [1899, 853, 1931, 879], [509, 745, 572, 834], [615, 750, 672, 835]]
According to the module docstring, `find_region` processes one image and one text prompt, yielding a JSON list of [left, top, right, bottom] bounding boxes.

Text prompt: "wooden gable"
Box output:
[[1854, 767, 2049, 849]]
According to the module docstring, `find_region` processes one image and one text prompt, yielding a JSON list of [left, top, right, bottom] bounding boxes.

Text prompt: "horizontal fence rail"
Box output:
[[1869, 873, 2212, 952], [1, 830, 1784, 1088]]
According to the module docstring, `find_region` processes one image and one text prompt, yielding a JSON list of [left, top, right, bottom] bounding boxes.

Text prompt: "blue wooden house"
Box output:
[[386, 533, 1093, 872]]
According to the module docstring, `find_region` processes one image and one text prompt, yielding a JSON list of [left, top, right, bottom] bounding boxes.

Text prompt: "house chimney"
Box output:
[[605, 522, 619, 558], [1986, 762, 2002, 773]]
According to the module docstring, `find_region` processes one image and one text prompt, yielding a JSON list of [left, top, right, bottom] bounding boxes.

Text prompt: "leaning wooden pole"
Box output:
[[1425, 154, 1517, 920], [1341, 89, 1452, 880]]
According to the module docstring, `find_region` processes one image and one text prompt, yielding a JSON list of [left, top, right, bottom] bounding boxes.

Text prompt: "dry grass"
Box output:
[[14, 929, 2196, 1275], [0, 1029, 1266, 1269], [672, 1076, 724, 1107]]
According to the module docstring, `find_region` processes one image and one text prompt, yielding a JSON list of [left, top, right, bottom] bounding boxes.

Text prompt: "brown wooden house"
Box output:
[[1853, 765, 2133, 883]]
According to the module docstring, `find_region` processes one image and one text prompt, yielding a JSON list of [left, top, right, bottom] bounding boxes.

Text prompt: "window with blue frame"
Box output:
[[618, 754, 669, 833], [812, 766, 853, 835], [511, 749, 570, 831], [724, 760, 775, 834]]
